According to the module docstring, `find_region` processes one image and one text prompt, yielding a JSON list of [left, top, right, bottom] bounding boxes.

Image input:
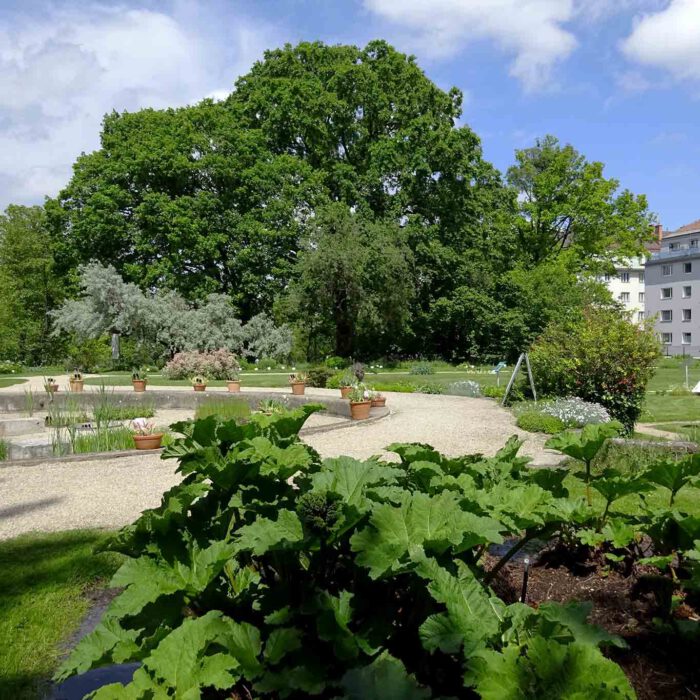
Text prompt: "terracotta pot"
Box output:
[[371, 397, 386, 408], [132, 379, 147, 392], [340, 386, 352, 398], [133, 433, 163, 450], [193, 384, 207, 392], [291, 381, 305, 395], [227, 380, 241, 393], [45, 384, 59, 394], [350, 400, 372, 420], [69, 380, 84, 393]]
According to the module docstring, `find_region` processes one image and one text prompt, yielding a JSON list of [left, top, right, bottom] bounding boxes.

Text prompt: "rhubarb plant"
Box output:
[[56, 408, 635, 699]]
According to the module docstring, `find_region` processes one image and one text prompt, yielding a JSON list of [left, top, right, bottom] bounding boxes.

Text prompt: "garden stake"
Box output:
[[520, 557, 531, 603]]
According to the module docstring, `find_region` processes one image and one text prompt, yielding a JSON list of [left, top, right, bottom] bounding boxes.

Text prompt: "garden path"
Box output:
[[0, 388, 561, 540]]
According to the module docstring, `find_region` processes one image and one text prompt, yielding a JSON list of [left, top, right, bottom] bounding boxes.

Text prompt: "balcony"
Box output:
[[650, 247, 700, 262]]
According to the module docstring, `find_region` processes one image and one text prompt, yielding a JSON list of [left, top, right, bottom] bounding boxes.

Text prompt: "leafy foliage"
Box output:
[[530, 307, 660, 431], [56, 407, 640, 698]]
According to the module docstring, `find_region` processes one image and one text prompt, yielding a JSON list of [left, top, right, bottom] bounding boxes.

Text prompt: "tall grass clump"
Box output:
[[194, 398, 251, 422]]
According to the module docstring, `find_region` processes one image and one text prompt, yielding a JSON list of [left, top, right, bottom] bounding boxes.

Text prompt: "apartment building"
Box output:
[[601, 226, 660, 324], [646, 219, 700, 355], [605, 257, 647, 324]]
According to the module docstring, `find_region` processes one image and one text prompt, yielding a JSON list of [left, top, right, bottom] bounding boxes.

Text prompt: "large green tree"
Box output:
[[507, 135, 653, 267], [284, 205, 415, 358], [0, 205, 63, 364]]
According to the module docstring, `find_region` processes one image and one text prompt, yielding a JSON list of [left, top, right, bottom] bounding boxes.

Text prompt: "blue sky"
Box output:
[[0, 0, 699, 229]]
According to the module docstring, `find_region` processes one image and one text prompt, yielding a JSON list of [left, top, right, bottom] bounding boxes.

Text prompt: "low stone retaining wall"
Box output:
[[0, 389, 353, 417]]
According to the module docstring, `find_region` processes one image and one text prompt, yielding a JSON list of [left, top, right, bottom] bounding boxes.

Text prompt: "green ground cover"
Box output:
[[0, 530, 121, 700], [0, 376, 26, 388]]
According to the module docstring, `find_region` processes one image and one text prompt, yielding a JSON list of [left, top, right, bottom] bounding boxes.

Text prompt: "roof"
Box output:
[[662, 218, 700, 238]]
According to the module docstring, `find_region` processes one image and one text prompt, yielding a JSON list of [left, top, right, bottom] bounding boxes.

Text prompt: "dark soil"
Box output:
[[487, 550, 700, 699]]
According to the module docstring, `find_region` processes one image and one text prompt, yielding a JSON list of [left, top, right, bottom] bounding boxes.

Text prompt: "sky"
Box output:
[[0, 0, 699, 229]]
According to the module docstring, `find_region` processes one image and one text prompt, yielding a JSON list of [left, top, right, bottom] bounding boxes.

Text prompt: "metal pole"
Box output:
[[524, 353, 537, 404], [502, 353, 524, 406]]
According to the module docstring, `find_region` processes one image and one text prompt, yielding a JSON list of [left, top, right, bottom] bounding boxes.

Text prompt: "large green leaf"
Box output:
[[414, 555, 504, 656], [545, 423, 622, 464], [644, 454, 700, 501], [234, 509, 304, 555], [468, 637, 636, 699], [339, 651, 431, 699], [350, 492, 502, 578]]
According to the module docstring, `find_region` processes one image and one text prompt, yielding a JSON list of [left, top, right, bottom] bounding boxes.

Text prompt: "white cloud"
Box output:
[[362, 0, 578, 91], [0, 4, 271, 209], [621, 0, 700, 83]]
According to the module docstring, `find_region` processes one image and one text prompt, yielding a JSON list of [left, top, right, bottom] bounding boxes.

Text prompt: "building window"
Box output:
[[661, 310, 673, 322], [638, 291, 645, 303], [683, 332, 692, 345], [663, 264, 673, 276], [620, 272, 630, 283], [669, 243, 676, 250], [619, 292, 630, 302], [603, 273, 611, 282], [637, 311, 645, 322], [662, 332, 673, 345], [685, 262, 693, 273], [692, 240, 698, 248], [683, 286, 692, 298], [661, 287, 673, 299], [683, 309, 692, 322], [639, 272, 645, 282]]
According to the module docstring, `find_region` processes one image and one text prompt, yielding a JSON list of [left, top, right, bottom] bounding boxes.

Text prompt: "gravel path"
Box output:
[[0, 388, 560, 540]]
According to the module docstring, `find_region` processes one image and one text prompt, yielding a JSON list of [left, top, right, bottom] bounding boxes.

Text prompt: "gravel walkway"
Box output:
[[0, 388, 560, 540]]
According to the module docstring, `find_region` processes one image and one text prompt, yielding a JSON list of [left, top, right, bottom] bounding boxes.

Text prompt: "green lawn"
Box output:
[[639, 393, 700, 423], [0, 376, 26, 388], [0, 530, 121, 700]]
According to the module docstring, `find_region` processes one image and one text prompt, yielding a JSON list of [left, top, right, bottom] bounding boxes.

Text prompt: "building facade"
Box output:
[[646, 219, 700, 356], [605, 257, 646, 324]]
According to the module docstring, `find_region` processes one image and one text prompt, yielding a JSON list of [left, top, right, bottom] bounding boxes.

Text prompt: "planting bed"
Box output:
[[490, 550, 700, 699]]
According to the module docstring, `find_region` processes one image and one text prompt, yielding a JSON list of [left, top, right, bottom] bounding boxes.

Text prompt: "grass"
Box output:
[[70, 426, 139, 454], [0, 376, 26, 388], [639, 393, 700, 423], [651, 422, 700, 443], [0, 530, 121, 700], [194, 398, 251, 422], [0, 439, 7, 460]]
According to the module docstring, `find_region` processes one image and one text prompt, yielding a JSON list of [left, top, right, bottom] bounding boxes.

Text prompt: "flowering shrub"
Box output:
[[530, 308, 659, 432], [540, 397, 611, 428], [0, 360, 22, 374], [446, 380, 482, 397], [162, 350, 240, 380]]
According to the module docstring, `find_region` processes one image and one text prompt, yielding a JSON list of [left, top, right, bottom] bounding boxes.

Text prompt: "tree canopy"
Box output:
[[4, 39, 653, 365]]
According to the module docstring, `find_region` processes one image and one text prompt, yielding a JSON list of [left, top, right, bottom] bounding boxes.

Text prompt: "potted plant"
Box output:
[[227, 369, 241, 393], [192, 375, 208, 392], [131, 418, 164, 450], [69, 371, 84, 392], [348, 384, 371, 420], [289, 372, 307, 396], [44, 376, 59, 394], [370, 390, 386, 408], [131, 368, 148, 392], [339, 371, 355, 398]]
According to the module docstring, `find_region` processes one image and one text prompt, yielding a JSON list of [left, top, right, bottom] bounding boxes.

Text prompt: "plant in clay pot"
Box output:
[[69, 371, 84, 392], [289, 372, 308, 395], [370, 389, 386, 408], [348, 383, 371, 420], [131, 418, 163, 450], [226, 367, 241, 393], [339, 371, 355, 398], [191, 375, 208, 392], [44, 376, 59, 394], [131, 368, 148, 392]]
